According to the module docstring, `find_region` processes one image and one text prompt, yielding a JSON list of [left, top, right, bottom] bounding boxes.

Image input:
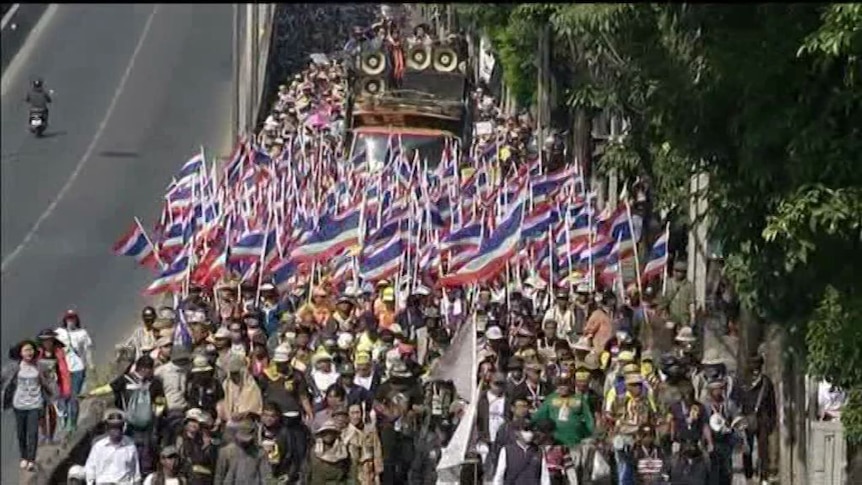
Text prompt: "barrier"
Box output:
[[1, 3, 49, 73]]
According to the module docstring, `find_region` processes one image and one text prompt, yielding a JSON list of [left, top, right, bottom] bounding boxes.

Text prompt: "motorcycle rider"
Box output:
[[25, 78, 52, 122]]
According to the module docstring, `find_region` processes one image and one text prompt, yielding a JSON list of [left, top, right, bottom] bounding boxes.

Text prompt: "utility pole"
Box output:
[[231, 3, 239, 141], [243, 3, 257, 134], [687, 171, 709, 311]]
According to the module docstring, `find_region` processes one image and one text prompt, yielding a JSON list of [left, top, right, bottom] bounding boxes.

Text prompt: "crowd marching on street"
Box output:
[[0, 8, 799, 485]]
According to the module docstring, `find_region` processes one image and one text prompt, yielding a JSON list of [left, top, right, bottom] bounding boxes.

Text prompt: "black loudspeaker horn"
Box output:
[[360, 51, 387, 76], [407, 46, 432, 71], [357, 77, 387, 97], [432, 46, 459, 73]]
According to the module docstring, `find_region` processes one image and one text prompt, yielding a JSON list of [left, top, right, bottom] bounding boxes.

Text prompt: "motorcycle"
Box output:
[[27, 88, 54, 138], [29, 110, 47, 137]]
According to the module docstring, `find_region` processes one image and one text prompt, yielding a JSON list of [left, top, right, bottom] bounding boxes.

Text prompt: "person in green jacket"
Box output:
[[532, 374, 595, 447]]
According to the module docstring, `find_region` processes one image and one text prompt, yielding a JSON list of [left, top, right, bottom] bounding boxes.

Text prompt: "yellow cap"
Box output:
[[381, 287, 395, 302], [618, 350, 635, 362], [575, 370, 590, 382], [354, 351, 372, 365]]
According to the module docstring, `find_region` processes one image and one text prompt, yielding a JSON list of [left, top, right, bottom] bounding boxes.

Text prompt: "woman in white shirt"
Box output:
[[55, 309, 94, 433]]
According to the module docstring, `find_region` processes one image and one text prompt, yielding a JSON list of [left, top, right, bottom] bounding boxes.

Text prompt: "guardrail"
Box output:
[[1, 3, 49, 73]]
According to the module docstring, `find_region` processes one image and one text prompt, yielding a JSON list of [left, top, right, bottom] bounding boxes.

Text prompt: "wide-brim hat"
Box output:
[[624, 373, 644, 385], [36, 329, 64, 346], [702, 349, 724, 366], [103, 408, 125, 425], [152, 318, 175, 330], [191, 354, 213, 372], [675, 326, 697, 343], [315, 419, 341, 434], [573, 337, 593, 352], [389, 361, 412, 378]]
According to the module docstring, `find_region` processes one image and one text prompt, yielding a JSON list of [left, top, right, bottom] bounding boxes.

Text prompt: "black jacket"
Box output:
[[26, 87, 52, 110]]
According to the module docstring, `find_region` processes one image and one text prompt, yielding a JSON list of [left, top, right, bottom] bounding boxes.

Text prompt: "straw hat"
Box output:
[[315, 419, 340, 434], [675, 326, 697, 343], [702, 349, 724, 366]]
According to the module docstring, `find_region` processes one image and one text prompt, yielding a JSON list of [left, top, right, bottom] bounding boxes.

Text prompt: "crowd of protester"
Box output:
[[0, 7, 793, 485]]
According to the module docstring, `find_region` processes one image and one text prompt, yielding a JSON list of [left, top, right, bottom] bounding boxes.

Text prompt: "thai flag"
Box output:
[[173, 309, 193, 348], [289, 208, 362, 263], [531, 165, 579, 204], [160, 222, 186, 251], [167, 185, 193, 214], [521, 203, 557, 240], [568, 206, 593, 244], [177, 153, 204, 187], [113, 223, 157, 267], [642, 229, 670, 283], [225, 143, 246, 185], [608, 224, 637, 262], [598, 203, 628, 239], [440, 222, 482, 252], [230, 230, 266, 262], [271, 258, 299, 293], [579, 235, 615, 266], [360, 235, 404, 282], [439, 203, 524, 287], [144, 253, 189, 295], [418, 243, 440, 272], [330, 250, 355, 282]]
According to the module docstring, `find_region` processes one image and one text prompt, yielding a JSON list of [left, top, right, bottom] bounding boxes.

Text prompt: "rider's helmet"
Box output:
[[33, 78, 43, 89]]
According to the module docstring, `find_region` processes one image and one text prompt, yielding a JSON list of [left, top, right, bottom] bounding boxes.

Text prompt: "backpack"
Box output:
[[123, 375, 153, 429]]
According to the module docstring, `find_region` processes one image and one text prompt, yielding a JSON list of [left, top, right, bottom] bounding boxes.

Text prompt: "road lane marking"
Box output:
[[0, 4, 58, 96], [0, 4, 21, 31], [0, 5, 160, 275]]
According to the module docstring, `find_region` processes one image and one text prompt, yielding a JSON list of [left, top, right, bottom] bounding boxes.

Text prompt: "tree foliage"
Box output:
[[460, 3, 862, 441]]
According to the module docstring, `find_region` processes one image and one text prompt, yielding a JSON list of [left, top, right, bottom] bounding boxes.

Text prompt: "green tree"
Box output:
[[461, 2, 862, 450]]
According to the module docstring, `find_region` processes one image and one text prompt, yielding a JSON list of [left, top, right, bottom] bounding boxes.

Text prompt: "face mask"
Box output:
[[519, 431, 534, 443]]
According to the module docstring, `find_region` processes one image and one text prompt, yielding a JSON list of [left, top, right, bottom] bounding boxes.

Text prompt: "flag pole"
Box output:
[[661, 223, 670, 296], [623, 196, 643, 296]]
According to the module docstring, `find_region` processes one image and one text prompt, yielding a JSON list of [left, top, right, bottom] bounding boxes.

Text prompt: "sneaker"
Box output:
[[26, 461, 35, 472], [19, 460, 27, 469]]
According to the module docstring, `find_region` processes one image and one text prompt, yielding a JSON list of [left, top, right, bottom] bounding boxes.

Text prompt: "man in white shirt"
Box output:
[[85, 409, 141, 485], [544, 291, 575, 341]]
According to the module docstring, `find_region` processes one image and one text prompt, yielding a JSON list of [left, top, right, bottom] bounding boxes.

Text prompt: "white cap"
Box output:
[[414, 285, 431, 296], [343, 284, 359, 297], [485, 326, 504, 340], [272, 344, 291, 363], [260, 283, 276, 292], [337, 333, 354, 350]]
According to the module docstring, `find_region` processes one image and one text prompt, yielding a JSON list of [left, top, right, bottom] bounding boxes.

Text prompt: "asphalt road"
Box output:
[[0, 4, 235, 479]]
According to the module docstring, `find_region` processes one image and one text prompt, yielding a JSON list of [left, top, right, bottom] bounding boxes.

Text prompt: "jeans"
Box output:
[[60, 370, 86, 429], [615, 449, 635, 485], [15, 408, 41, 461], [743, 428, 770, 480]]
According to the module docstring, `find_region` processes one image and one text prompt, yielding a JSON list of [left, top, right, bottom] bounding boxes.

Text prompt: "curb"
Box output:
[[1, 3, 48, 74]]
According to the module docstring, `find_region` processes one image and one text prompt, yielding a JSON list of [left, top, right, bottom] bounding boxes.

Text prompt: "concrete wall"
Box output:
[[235, 3, 275, 141]]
